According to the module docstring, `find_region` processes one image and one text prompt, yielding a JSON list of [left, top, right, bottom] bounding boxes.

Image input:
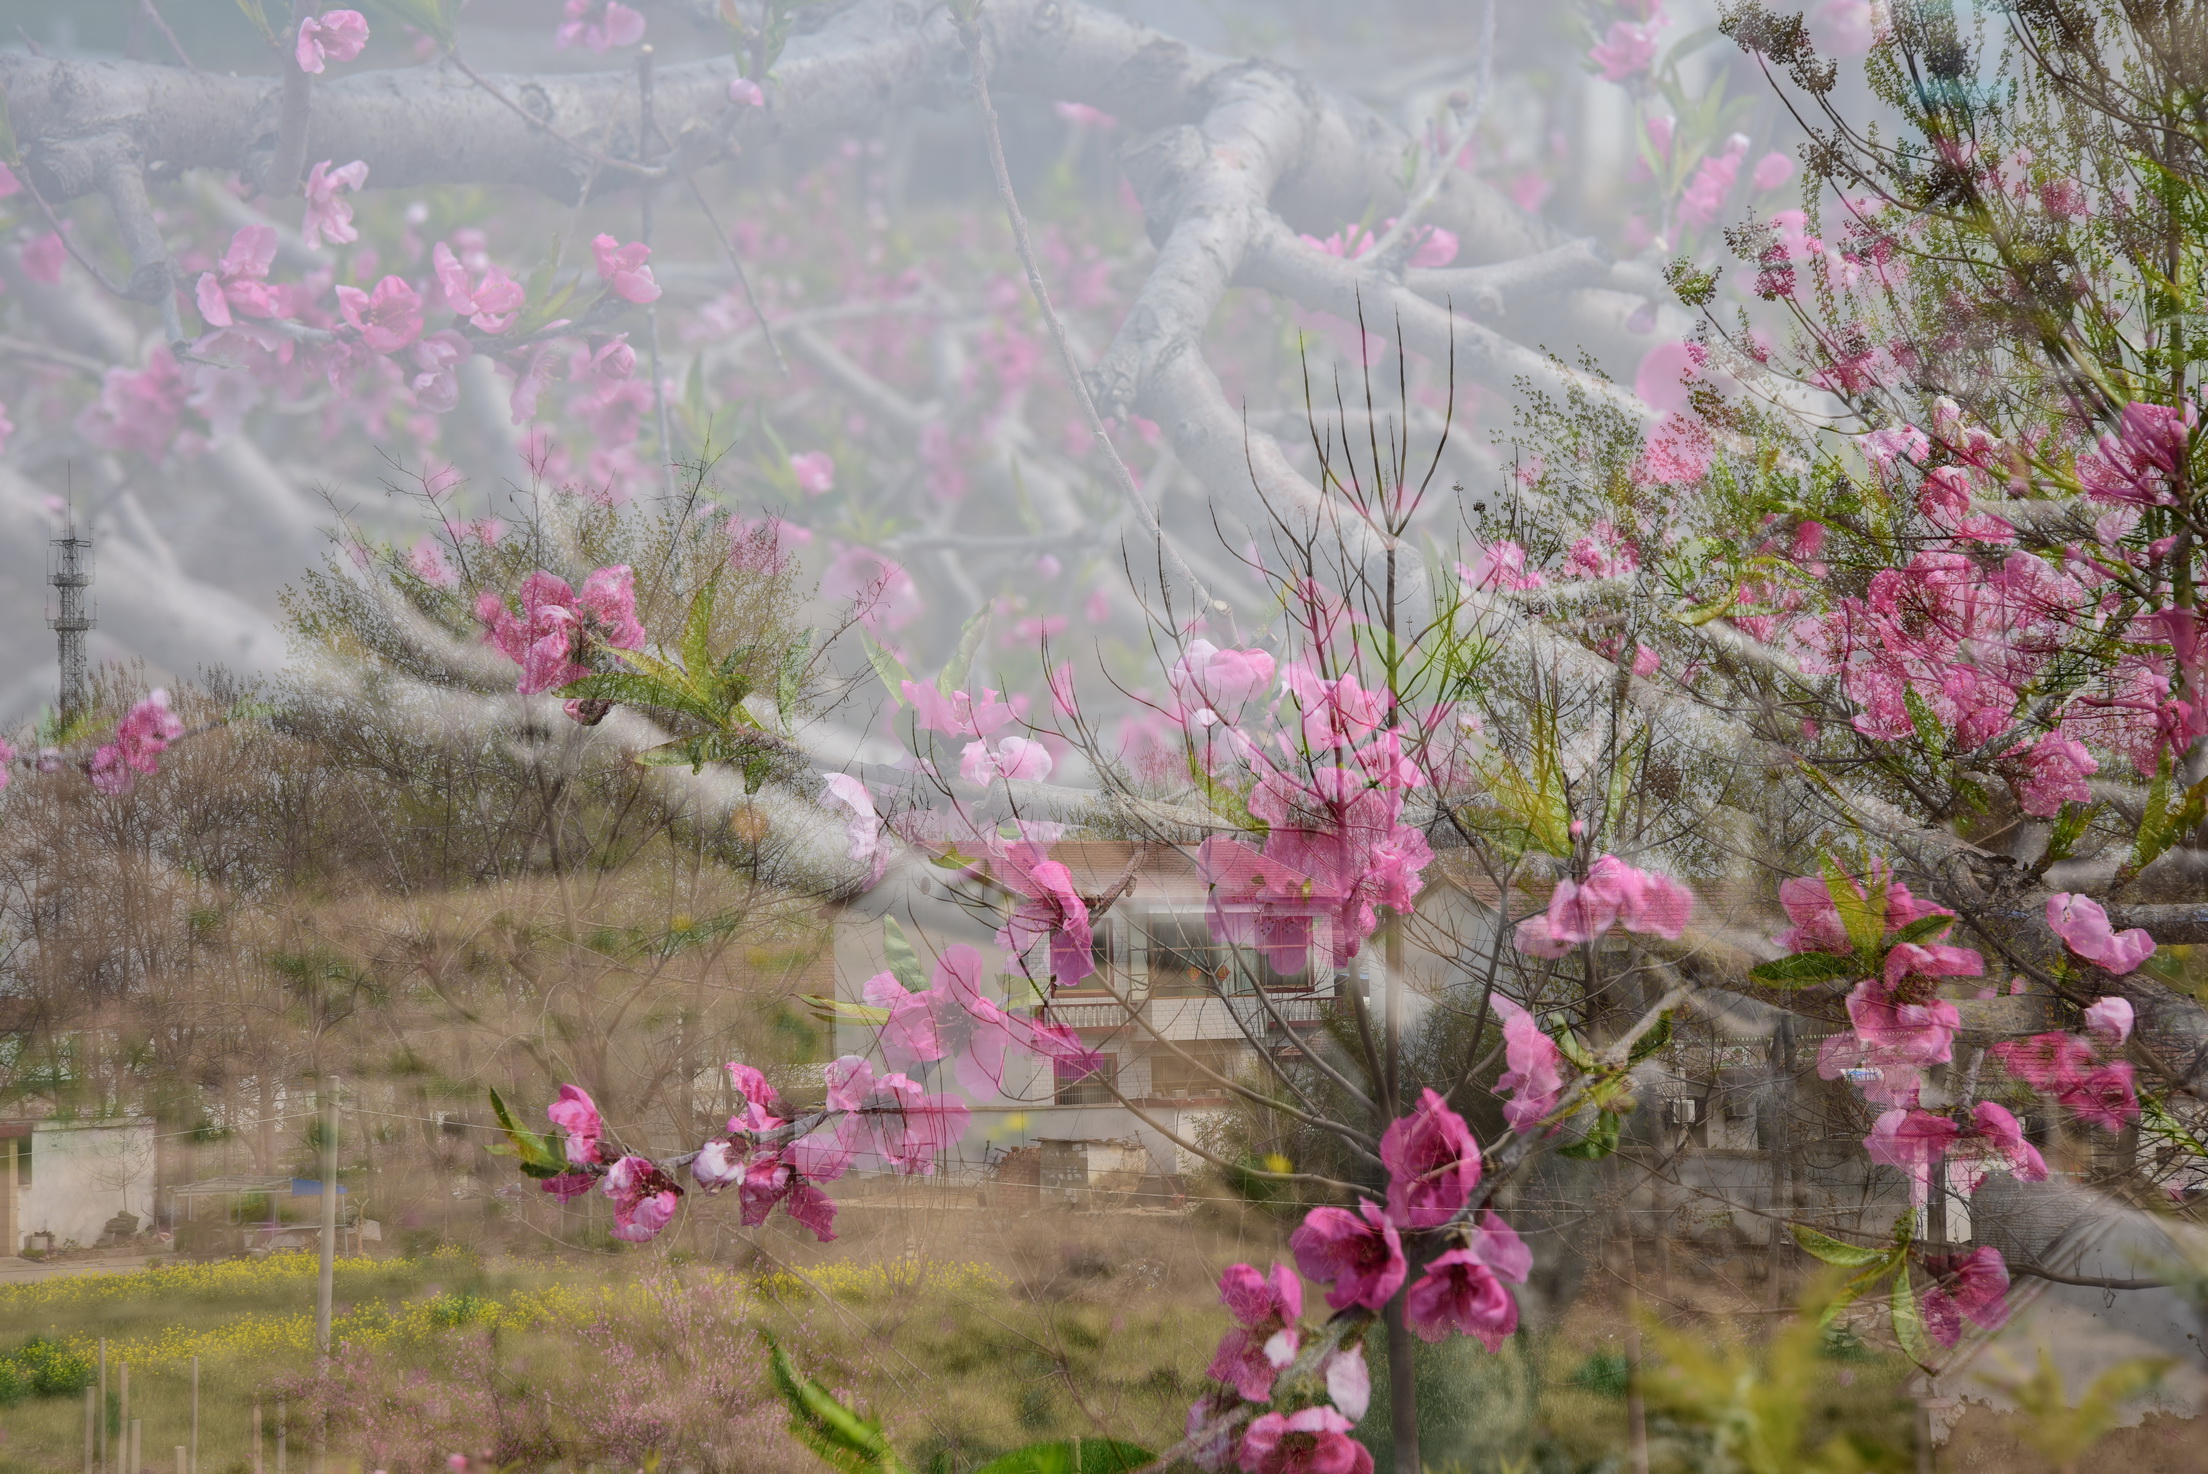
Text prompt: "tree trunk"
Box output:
[[1383, 1293, 1419, 1473]]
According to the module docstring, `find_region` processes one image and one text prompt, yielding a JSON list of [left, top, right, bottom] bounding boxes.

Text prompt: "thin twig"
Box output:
[[952, 6, 1219, 616], [639, 45, 678, 501], [442, 47, 662, 183], [263, 0, 314, 197], [684, 175, 789, 377], [139, 0, 196, 69], [1365, 0, 1497, 271]]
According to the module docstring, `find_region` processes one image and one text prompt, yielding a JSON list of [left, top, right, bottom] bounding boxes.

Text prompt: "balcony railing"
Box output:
[[1034, 994, 1340, 1035]]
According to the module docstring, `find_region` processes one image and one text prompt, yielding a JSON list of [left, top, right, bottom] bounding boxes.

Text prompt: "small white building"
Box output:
[[1, 1118, 157, 1253]]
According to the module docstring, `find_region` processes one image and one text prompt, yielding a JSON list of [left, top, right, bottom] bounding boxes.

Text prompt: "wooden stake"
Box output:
[[84, 1385, 96, 1474], [119, 1364, 131, 1474], [130, 1417, 142, 1474], [252, 1400, 263, 1474], [190, 1357, 200, 1474], [98, 1341, 108, 1474], [276, 1395, 287, 1474]]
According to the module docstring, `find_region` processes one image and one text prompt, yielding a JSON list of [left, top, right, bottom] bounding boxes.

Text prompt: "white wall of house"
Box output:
[[12, 1120, 157, 1250]]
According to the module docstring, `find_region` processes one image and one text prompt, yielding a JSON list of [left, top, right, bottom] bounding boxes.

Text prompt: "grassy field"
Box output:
[[7, 1199, 2166, 1474]]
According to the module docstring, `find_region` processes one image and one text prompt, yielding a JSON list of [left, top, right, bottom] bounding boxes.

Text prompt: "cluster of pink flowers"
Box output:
[[556, 0, 645, 52], [1991, 995, 2139, 1132], [1864, 1100, 2046, 1209], [1589, 2, 1667, 83], [1298, 219, 1460, 271], [1786, 867, 1975, 1108], [1187, 1091, 1525, 1473], [1190, 660, 1436, 973], [475, 564, 646, 708], [1490, 996, 1568, 1131], [873, 944, 1100, 1099], [1512, 853, 1694, 958], [89, 691, 187, 794]]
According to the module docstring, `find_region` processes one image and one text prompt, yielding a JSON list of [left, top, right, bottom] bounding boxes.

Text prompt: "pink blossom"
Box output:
[[1945, 1101, 2048, 1196], [1865, 1107, 1962, 1207], [823, 774, 890, 885], [1859, 423, 1930, 473], [878, 944, 1026, 1099], [790, 450, 836, 495], [22, 231, 66, 286], [1751, 150, 1796, 192], [1991, 1031, 2099, 1094], [1922, 1247, 2010, 1348], [1777, 866, 1947, 955], [433, 242, 526, 333], [1491, 996, 1567, 1131], [1811, 0, 1878, 56], [302, 160, 369, 248], [1515, 855, 1693, 954], [1847, 975, 1964, 1067], [1677, 134, 1750, 231], [1459, 540, 1545, 592], [2084, 995, 2134, 1046], [993, 843, 1094, 986], [294, 9, 368, 73], [2012, 731, 2096, 817], [901, 682, 1019, 739], [88, 691, 187, 794], [335, 275, 425, 354], [591, 233, 661, 303], [1380, 1088, 1481, 1229], [1170, 641, 1277, 725], [728, 78, 765, 107], [1207, 1262, 1302, 1403], [1589, 20, 1662, 82], [410, 329, 471, 413], [408, 537, 457, 588], [2077, 400, 2194, 508], [479, 565, 644, 698], [1054, 100, 1117, 130], [1289, 1200, 1405, 1313], [194, 226, 282, 328], [556, 0, 645, 52], [1323, 1345, 1369, 1422], [77, 348, 186, 457], [0, 164, 18, 199], [546, 1083, 606, 1166], [2047, 893, 2154, 974], [1405, 1249, 1516, 1349], [690, 1139, 747, 1191], [1237, 1406, 1371, 1474], [601, 1154, 682, 1242], [962, 735, 1053, 784]]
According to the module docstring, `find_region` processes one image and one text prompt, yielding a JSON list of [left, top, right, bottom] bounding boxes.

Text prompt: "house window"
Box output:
[[1147, 915, 1223, 997], [1151, 1042, 1240, 1099], [1054, 1054, 1117, 1106]]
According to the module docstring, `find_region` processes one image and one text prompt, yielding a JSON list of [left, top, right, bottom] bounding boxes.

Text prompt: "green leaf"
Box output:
[[561, 671, 719, 726], [361, 0, 458, 48], [880, 917, 928, 992], [861, 635, 912, 706], [800, 994, 890, 1026], [0, 83, 19, 168], [1883, 912, 1956, 949], [1558, 1110, 1620, 1160], [233, 0, 274, 44], [1555, 1029, 1597, 1071], [967, 1442, 1156, 1474], [776, 632, 813, 725], [1627, 1013, 1673, 1064], [1747, 951, 1861, 988], [2136, 770, 2208, 876], [2042, 801, 2099, 867], [767, 1338, 913, 1474], [938, 607, 991, 698], [680, 576, 721, 691], [1790, 1225, 1887, 1268], [486, 1087, 567, 1179], [1822, 854, 1888, 955], [1890, 1269, 1930, 1365]]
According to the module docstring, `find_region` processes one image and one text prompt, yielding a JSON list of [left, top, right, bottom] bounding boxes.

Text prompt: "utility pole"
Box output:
[[49, 513, 94, 722]]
